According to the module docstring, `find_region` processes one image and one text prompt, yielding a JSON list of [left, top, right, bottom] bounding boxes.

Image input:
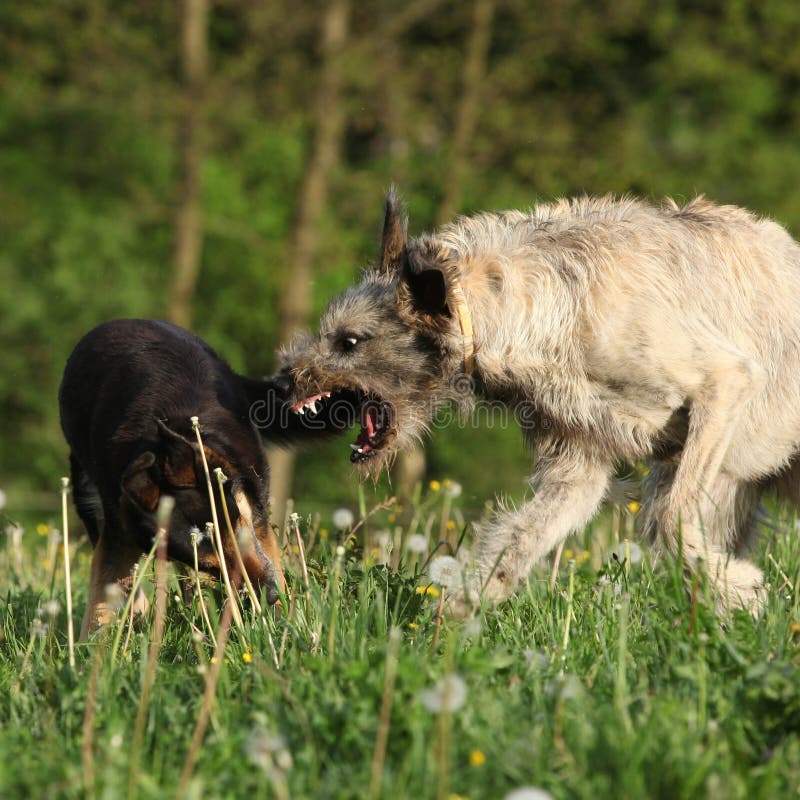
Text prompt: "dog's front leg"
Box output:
[[454, 448, 612, 613]]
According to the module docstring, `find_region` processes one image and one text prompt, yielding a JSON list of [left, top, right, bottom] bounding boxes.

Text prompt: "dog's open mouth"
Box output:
[[290, 389, 395, 464]]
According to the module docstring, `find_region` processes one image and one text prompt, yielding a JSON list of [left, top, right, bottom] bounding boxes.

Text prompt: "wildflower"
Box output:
[[319, 528, 329, 539], [419, 672, 467, 713], [289, 512, 300, 525], [790, 621, 800, 635], [446, 520, 456, 531], [429, 556, 462, 587], [408, 623, 419, 630], [43, 600, 60, 618], [242, 652, 252, 664], [581, 549, 591, 561], [407, 534, 428, 553], [627, 501, 641, 513], [332, 508, 355, 529], [469, 749, 486, 767], [335, 545, 345, 558], [36, 523, 49, 537], [564, 548, 574, 560], [388, 513, 396, 523], [504, 788, 553, 800], [0, 488, 5, 509], [416, 585, 440, 597], [445, 481, 463, 498], [611, 540, 643, 565], [429, 480, 441, 492], [32, 619, 49, 638]]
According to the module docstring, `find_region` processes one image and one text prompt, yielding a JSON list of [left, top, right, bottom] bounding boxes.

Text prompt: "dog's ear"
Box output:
[[121, 451, 159, 512], [400, 240, 455, 317], [380, 187, 408, 272], [157, 419, 199, 488]]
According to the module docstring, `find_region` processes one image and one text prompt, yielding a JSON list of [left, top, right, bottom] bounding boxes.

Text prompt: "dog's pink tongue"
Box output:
[[364, 406, 376, 439]]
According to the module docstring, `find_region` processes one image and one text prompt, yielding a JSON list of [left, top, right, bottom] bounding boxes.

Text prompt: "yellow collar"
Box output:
[[450, 281, 475, 375]]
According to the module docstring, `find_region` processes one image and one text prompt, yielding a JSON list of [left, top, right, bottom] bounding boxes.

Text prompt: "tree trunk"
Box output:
[[394, 0, 495, 504], [268, 0, 351, 526], [168, 0, 209, 329]]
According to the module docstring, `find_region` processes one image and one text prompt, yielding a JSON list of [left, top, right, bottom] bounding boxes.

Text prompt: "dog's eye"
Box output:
[[340, 336, 358, 352]]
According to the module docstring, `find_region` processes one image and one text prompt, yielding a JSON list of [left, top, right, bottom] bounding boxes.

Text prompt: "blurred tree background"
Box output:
[[2, 0, 800, 521]]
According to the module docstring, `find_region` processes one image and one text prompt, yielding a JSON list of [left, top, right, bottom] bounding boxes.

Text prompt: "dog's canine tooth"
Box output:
[[297, 406, 305, 415], [349, 444, 360, 450]]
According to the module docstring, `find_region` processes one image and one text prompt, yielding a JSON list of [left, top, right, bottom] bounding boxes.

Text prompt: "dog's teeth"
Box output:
[[297, 406, 305, 415], [323, 391, 331, 397], [350, 444, 359, 450]]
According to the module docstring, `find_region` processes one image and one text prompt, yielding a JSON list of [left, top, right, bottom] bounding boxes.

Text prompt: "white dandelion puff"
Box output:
[[445, 481, 462, 498], [428, 555, 463, 587], [332, 508, 355, 529], [406, 534, 428, 554], [504, 788, 554, 800], [418, 672, 468, 713], [103, 583, 125, 612], [611, 540, 643, 565], [43, 600, 61, 618]]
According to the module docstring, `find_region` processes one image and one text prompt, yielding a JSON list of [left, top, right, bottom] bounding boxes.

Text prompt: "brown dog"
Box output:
[[281, 191, 800, 615]]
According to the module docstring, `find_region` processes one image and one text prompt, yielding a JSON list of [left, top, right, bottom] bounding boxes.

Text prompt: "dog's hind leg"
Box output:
[[661, 347, 766, 613], [80, 514, 145, 639], [459, 446, 612, 612]]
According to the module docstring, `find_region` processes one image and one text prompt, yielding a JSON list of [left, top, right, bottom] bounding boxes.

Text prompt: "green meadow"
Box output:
[[2, 485, 799, 799]]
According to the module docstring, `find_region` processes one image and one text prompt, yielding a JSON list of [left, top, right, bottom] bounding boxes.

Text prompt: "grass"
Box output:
[[2, 484, 800, 800]]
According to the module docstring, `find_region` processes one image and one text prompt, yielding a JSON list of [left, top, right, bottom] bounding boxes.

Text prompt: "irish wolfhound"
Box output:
[[283, 191, 800, 614]]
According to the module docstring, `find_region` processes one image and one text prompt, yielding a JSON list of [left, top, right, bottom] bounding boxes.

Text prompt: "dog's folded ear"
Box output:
[[400, 240, 457, 318], [157, 419, 199, 488], [121, 451, 159, 512]]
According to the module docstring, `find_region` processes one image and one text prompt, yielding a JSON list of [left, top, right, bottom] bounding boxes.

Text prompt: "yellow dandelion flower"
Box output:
[[446, 519, 456, 531], [319, 528, 329, 539], [790, 621, 800, 635], [443, 479, 452, 488], [408, 623, 419, 630], [564, 548, 574, 560], [36, 523, 49, 536], [429, 480, 441, 492], [210, 656, 218, 664], [582, 550, 591, 561], [388, 513, 396, 522], [416, 585, 440, 597], [469, 749, 486, 767], [242, 652, 252, 664], [627, 501, 641, 513]]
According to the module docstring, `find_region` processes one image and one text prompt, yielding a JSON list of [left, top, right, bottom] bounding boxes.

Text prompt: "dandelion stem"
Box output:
[[60, 477, 75, 668], [215, 467, 262, 614], [128, 496, 174, 800], [368, 627, 401, 800], [111, 542, 158, 664], [560, 560, 575, 672], [293, 516, 311, 611], [191, 530, 217, 647], [191, 416, 244, 633], [615, 592, 633, 734], [432, 590, 445, 647], [177, 596, 235, 800]]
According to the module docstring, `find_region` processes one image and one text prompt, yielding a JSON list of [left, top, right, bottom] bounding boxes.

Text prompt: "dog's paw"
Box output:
[[709, 558, 766, 617]]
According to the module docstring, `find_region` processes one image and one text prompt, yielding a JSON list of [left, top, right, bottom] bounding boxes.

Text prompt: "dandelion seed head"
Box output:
[[419, 672, 467, 713], [429, 556, 462, 587], [332, 508, 354, 529], [610, 540, 643, 565], [103, 583, 125, 612], [245, 729, 293, 773], [335, 545, 346, 557], [110, 733, 123, 749], [43, 600, 60, 618], [32, 619, 49, 638], [445, 481, 462, 498], [407, 534, 428, 554], [504, 788, 553, 800]]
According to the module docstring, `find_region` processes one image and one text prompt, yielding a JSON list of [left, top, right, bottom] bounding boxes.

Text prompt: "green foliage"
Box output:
[[3, 0, 800, 508]]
